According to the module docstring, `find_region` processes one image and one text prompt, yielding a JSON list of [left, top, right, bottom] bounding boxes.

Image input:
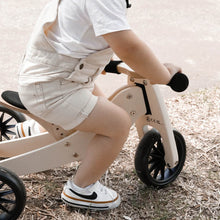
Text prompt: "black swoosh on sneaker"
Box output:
[[69, 188, 98, 200]]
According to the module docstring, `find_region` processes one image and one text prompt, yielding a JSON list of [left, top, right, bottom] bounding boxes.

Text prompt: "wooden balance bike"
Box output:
[[0, 61, 189, 219]]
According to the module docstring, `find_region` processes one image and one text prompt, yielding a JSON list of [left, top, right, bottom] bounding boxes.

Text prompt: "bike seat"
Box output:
[[1, 91, 27, 110]]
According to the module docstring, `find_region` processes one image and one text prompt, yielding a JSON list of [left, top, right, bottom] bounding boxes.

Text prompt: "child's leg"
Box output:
[[73, 96, 131, 188], [61, 84, 130, 210]]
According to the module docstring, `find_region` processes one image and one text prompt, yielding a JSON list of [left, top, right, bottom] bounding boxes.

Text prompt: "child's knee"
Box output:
[[112, 109, 131, 141], [121, 111, 132, 135]]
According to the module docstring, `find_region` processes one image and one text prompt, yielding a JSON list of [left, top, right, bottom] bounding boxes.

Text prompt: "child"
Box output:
[[18, 0, 181, 210]]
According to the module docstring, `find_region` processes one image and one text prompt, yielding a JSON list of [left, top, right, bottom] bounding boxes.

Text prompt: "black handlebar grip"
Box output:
[[167, 72, 189, 92], [104, 60, 122, 74]]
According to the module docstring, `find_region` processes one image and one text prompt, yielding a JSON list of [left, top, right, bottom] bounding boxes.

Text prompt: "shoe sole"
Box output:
[[61, 192, 121, 211]]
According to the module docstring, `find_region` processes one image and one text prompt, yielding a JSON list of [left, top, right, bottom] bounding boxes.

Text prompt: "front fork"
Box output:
[[111, 79, 178, 168]]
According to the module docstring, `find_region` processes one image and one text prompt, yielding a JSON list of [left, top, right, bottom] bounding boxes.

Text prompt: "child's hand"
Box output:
[[163, 63, 182, 77], [164, 63, 189, 92]]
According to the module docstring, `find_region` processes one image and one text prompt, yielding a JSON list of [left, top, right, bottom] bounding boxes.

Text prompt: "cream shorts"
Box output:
[[19, 79, 98, 130]]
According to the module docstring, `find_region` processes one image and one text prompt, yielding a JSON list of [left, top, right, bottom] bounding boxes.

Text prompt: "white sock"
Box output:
[[71, 180, 95, 191]]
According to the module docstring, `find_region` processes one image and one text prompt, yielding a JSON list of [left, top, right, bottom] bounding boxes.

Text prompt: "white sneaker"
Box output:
[[61, 180, 121, 210], [15, 120, 40, 138]]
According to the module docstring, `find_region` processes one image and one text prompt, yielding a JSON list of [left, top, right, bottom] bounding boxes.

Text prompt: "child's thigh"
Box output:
[[75, 96, 131, 137]]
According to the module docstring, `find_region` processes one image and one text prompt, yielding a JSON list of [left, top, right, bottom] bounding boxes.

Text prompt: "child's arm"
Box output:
[[103, 30, 181, 85]]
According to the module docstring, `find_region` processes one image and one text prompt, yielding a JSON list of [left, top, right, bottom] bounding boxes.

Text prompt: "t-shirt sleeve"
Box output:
[[86, 0, 131, 36]]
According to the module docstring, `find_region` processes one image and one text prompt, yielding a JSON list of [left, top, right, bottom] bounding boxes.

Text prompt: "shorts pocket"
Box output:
[[41, 80, 65, 110]]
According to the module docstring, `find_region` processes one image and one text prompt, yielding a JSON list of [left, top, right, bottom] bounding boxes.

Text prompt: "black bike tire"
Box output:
[[0, 167, 26, 220], [135, 129, 186, 187]]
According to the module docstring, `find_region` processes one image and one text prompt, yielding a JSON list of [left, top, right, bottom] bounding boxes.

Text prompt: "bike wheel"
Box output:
[[134, 129, 186, 187], [0, 167, 26, 220], [0, 105, 26, 141]]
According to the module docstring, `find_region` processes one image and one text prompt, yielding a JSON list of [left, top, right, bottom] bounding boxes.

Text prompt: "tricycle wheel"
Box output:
[[134, 129, 186, 187], [0, 167, 26, 220], [0, 105, 26, 141]]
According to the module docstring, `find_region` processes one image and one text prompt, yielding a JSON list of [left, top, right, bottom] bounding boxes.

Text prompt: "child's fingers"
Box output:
[[163, 63, 182, 76]]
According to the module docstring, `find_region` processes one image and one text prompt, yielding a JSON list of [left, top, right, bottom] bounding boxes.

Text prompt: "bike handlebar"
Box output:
[[104, 60, 122, 74], [104, 60, 189, 92], [167, 72, 189, 92]]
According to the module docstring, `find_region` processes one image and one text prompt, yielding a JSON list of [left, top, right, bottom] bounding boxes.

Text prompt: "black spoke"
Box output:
[[149, 162, 157, 174], [148, 157, 157, 164], [5, 130, 16, 136], [150, 152, 163, 159], [152, 145, 158, 153], [157, 139, 165, 155], [3, 117, 14, 125], [153, 167, 160, 179], [0, 189, 14, 197], [0, 204, 10, 213], [3, 134, 10, 140], [0, 198, 15, 204], [160, 166, 165, 180], [153, 145, 163, 156], [0, 112, 4, 124], [6, 125, 15, 129]]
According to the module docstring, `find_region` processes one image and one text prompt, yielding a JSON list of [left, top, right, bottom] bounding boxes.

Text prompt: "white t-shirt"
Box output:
[[46, 0, 130, 58]]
